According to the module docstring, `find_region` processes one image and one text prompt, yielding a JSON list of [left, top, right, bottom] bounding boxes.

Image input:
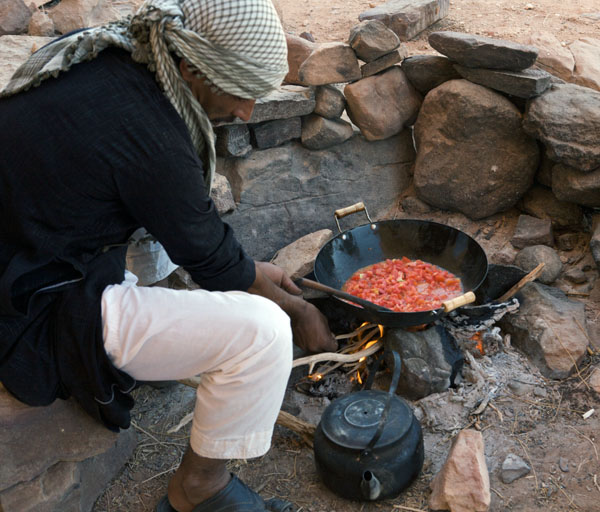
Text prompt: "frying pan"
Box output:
[[312, 203, 489, 327]]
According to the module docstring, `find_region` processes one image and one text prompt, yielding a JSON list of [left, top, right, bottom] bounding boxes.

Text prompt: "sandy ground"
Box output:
[[93, 2, 600, 511], [278, 0, 600, 53]]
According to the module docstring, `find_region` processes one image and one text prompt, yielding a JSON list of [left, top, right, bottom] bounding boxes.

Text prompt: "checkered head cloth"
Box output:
[[179, 0, 289, 99]]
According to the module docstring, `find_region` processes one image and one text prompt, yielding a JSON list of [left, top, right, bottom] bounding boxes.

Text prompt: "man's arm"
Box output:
[[248, 262, 338, 354]]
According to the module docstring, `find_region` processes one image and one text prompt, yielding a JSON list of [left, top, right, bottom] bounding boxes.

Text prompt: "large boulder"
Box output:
[[0, 0, 32, 36], [413, 79, 539, 219], [344, 66, 422, 141], [569, 37, 600, 92], [297, 42, 361, 86], [523, 83, 600, 172], [219, 132, 415, 260], [0, 386, 137, 511], [499, 282, 589, 379]]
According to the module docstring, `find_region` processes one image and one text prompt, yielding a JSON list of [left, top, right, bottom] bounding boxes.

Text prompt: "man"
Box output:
[[0, 0, 337, 510]]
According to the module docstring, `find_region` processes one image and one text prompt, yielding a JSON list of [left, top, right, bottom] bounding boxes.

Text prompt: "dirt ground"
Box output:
[[93, 2, 600, 511]]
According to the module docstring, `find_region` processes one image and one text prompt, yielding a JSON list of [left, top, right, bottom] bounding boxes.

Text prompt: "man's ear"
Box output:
[[179, 59, 194, 83]]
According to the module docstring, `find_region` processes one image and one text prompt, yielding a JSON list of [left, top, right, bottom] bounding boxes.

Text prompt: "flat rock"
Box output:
[[523, 83, 600, 172], [219, 132, 415, 260], [313, 85, 345, 119], [348, 19, 400, 62], [511, 214, 553, 250], [0, 35, 54, 90], [359, 0, 450, 42], [515, 245, 562, 284], [454, 65, 552, 99], [284, 33, 316, 86], [552, 163, 600, 208], [301, 115, 354, 150], [271, 229, 333, 280], [569, 37, 600, 92], [429, 429, 490, 512], [429, 31, 538, 71], [501, 453, 531, 483], [414, 79, 539, 219], [228, 85, 315, 125], [519, 185, 583, 228], [499, 282, 589, 379], [525, 32, 574, 82], [344, 66, 422, 140], [361, 48, 405, 78], [0, 387, 136, 511], [298, 42, 361, 86], [401, 54, 461, 95], [250, 117, 301, 149]]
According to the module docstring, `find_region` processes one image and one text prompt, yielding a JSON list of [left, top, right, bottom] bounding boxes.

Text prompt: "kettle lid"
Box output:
[[320, 389, 413, 450]]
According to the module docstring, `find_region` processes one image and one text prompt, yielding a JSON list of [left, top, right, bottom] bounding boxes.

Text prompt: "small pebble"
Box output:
[[533, 386, 547, 398], [559, 457, 570, 472]]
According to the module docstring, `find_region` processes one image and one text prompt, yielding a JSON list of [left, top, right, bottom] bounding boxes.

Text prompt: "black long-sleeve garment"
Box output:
[[0, 48, 255, 430]]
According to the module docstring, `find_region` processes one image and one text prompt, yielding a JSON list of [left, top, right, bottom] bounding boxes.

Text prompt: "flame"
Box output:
[[357, 371, 363, 385], [470, 331, 485, 355]]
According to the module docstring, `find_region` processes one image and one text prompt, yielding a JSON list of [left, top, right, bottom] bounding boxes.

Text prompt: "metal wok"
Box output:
[[312, 204, 489, 328]]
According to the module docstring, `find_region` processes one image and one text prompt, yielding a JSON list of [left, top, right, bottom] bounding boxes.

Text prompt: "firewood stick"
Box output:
[[291, 340, 383, 369], [497, 262, 545, 303]]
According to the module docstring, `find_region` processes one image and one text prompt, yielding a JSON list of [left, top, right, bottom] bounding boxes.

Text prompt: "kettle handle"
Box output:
[[362, 350, 402, 455]]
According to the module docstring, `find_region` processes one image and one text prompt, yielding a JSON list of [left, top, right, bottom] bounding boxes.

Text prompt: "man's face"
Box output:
[[179, 60, 256, 124]]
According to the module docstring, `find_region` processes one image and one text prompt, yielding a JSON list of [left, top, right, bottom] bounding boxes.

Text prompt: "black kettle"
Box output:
[[313, 351, 424, 501]]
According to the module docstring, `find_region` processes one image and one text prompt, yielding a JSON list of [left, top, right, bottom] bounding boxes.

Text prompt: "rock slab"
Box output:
[[454, 65, 552, 99], [219, 132, 415, 260], [0, 387, 137, 511], [429, 31, 538, 71], [359, 0, 449, 42]]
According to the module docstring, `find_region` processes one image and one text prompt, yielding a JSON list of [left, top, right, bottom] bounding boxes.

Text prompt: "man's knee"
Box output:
[[248, 297, 293, 369]]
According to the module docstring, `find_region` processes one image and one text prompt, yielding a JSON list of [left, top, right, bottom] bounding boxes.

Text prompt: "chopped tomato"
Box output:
[[342, 258, 463, 313]]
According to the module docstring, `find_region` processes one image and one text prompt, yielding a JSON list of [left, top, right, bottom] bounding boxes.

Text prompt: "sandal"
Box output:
[[155, 474, 295, 512]]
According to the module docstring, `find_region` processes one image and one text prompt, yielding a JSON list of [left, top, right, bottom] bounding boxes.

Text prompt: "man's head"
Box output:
[[175, 0, 288, 108], [178, 59, 256, 123]]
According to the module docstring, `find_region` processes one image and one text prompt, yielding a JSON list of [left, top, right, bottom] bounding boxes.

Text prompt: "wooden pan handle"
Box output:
[[442, 291, 476, 313], [334, 202, 365, 219]]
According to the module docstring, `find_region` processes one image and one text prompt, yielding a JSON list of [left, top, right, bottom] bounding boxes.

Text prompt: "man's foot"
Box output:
[[167, 448, 231, 511]]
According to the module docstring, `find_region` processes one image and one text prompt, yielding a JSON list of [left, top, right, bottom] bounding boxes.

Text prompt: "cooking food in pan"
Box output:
[[342, 257, 463, 313]]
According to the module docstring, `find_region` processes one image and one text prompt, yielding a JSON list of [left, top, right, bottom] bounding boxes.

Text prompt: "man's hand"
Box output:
[[248, 262, 338, 354]]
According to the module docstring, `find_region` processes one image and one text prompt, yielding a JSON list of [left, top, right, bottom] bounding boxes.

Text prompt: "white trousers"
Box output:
[[101, 272, 293, 459]]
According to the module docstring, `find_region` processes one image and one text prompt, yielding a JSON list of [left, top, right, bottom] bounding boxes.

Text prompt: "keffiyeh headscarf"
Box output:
[[1, 0, 289, 190]]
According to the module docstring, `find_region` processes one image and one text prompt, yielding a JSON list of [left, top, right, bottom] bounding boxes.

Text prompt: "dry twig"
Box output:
[[392, 505, 427, 512]]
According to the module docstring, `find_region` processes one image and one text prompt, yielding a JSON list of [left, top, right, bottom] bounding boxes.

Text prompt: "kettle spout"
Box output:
[[360, 470, 382, 501]]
